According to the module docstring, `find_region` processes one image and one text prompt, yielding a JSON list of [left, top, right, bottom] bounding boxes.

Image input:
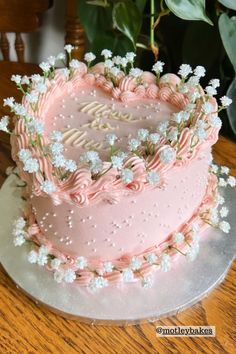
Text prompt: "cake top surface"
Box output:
[[2, 47, 231, 206]]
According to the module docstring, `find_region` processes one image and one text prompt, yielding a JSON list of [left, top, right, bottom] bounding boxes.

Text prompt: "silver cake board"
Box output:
[[0, 174, 235, 326]]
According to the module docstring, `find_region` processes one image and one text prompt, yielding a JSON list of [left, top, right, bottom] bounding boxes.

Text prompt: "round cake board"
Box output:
[[0, 174, 235, 326]]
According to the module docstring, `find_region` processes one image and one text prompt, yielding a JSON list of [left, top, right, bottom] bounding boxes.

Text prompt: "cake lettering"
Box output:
[[62, 128, 104, 150]]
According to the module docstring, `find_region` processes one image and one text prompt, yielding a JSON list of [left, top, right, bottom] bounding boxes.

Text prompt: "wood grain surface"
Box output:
[[0, 73, 235, 353]]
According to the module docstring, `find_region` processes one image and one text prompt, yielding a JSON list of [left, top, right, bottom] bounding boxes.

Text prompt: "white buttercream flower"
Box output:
[[178, 64, 192, 78], [147, 170, 160, 185], [0, 116, 10, 133], [75, 256, 87, 270], [152, 61, 165, 74], [51, 258, 61, 270], [172, 232, 185, 244], [63, 269, 76, 283], [160, 253, 171, 272], [126, 52, 136, 62], [11, 74, 22, 85], [121, 169, 133, 184], [64, 159, 77, 172], [101, 49, 112, 59], [146, 253, 157, 264], [186, 242, 199, 261], [41, 180, 56, 194], [159, 146, 176, 164], [220, 96, 232, 107], [194, 65, 206, 77], [23, 158, 39, 173], [39, 61, 51, 73], [28, 119, 44, 134], [89, 276, 108, 291], [227, 176, 236, 187], [18, 149, 32, 163], [137, 128, 149, 142], [122, 268, 134, 282], [128, 138, 140, 151], [64, 44, 74, 53], [219, 206, 229, 218], [28, 250, 38, 264], [219, 220, 231, 233], [50, 130, 63, 142], [142, 276, 154, 288], [84, 52, 96, 63], [129, 68, 143, 78], [105, 133, 117, 146], [102, 261, 113, 273]]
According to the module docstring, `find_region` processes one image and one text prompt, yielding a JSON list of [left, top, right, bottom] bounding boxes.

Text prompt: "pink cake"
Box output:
[[3, 47, 234, 290]]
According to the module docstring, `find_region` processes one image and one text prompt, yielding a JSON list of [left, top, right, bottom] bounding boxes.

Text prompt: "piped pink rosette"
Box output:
[[11, 63, 221, 207]]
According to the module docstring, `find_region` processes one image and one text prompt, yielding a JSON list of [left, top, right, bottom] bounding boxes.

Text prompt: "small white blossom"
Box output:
[[211, 164, 218, 174], [152, 61, 165, 74], [104, 59, 114, 69], [64, 159, 77, 172], [102, 261, 113, 273], [142, 276, 154, 288], [39, 245, 49, 256], [187, 76, 200, 86], [195, 127, 207, 140], [80, 150, 99, 163], [172, 111, 184, 124], [41, 180, 56, 194], [147, 170, 160, 185], [120, 57, 128, 68], [109, 67, 120, 76], [13, 234, 26, 246], [191, 222, 200, 235], [35, 82, 47, 94], [47, 55, 56, 66], [54, 270, 64, 283], [23, 158, 39, 173], [167, 128, 178, 141], [31, 74, 43, 83], [157, 121, 169, 134], [121, 169, 133, 184], [21, 75, 30, 85], [205, 86, 217, 96], [148, 133, 160, 144], [122, 268, 134, 282], [217, 194, 225, 205], [62, 68, 70, 79], [202, 102, 213, 114], [220, 96, 232, 107], [69, 59, 81, 69], [105, 133, 117, 146], [194, 65, 206, 77], [209, 208, 219, 225], [186, 242, 199, 261], [75, 256, 87, 270], [111, 155, 124, 169], [160, 253, 171, 272], [209, 116, 221, 128], [51, 258, 61, 270], [219, 206, 229, 218], [146, 253, 157, 264], [112, 55, 122, 65], [11, 74, 22, 85], [172, 232, 185, 244], [126, 52, 136, 62], [219, 220, 231, 233], [50, 130, 63, 142], [101, 49, 112, 59], [52, 154, 66, 168], [27, 119, 44, 134], [28, 250, 38, 264], [137, 128, 149, 142], [159, 146, 176, 164], [49, 142, 64, 155], [39, 61, 51, 73], [221, 166, 229, 175], [63, 269, 76, 283], [209, 79, 220, 88], [128, 138, 140, 151], [14, 217, 26, 229], [14, 103, 27, 116], [129, 68, 143, 78], [89, 276, 108, 291], [3, 97, 15, 108], [18, 149, 32, 163], [227, 176, 236, 187], [178, 64, 192, 78], [64, 44, 74, 53], [84, 52, 96, 63], [57, 52, 66, 61], [90, 159, 103, 174], [37, 253, 48, 266], [218, 178, 227, 187], [189, 91, 201, 103], [0, 116, 10, 133]]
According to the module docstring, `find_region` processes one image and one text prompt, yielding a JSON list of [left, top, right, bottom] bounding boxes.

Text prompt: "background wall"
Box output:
[[0, 0, 66, 63]]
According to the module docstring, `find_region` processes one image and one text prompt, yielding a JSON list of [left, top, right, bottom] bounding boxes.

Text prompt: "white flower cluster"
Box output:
[[12, 217, 26, 246], [0, 116, 10, 133], [80, 150, 103, 174], [28, 245, 50, 266], [18, 149, 39, 173]]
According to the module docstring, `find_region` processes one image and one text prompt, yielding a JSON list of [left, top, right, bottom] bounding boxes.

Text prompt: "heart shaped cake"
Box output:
[[5, 47, 234, 289]]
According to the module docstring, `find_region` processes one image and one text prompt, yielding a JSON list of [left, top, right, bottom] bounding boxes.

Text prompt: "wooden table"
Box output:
[[0, 97, 235, 352]]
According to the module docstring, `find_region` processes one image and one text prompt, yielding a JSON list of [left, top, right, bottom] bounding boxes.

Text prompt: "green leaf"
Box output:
[[218, 0, 236, 10], [226, 78, 236, 136], [135, 0, 147, 12], [183, 21, 221, 68], [91, 32, 134, 57], [165, 0, 213, 25], [219, 14, 236, 73], [78, 0, 112, 43], [113, 1, 142, 47]]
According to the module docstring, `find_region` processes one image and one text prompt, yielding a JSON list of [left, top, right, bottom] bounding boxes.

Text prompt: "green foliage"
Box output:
[[218, 0, 236, 10], [165, 0, 213, 25], [219, 14, 236, 73]]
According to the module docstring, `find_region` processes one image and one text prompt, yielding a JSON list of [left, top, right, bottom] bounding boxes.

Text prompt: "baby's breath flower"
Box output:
[[126, 52, 136, 62], [47, 55, 56, 66], [202, 102, 213, 114], [21, 75, 30, 85], [187, 76, 200, 86], [76, 256, 87, 270], [18, 149, 32, 163], [147, 170, 160, 185], [128, 138, 140, 151], [146, 253, 157, 264], [3, 97, 15, 108], [64, 159, 77, 173], [35, 82, 47, 94], [205, 86, 217, 96], [148, 133, 160, 144], [27, 119, 44, 134], [62, 68, 70, 79], [211, 164, 218, 174], [172, 111, 184, 124], [172, 232, 184, 244], [37, 252, 48, 266], [51, 258, 61, 270], [111, 155, 124, 169], [89, 276, 108, 291], [104, 59, 114, 69], [109, 67, 120, 77], [63, 269, 76, 283], [218, 178, 227, 187], [28, 250, 38, 264], [121, 168, 133, 184], [14, 217, 26, 229], [57, 52, 66, 61], [122, 268, 134, 282], [49, 142, 64, 155], [50, 130, 63, 142], [209, 79, 220, 88], [156, 121, 169, 134], [112, 55, 122, 65], [194, 65, 206, 77], [13, 234, 26, 247], [220, 96, 232, 107], [208, 116, 221, 128], [102, 261, 113, 273], [84, 52, 96, 63], [0, 116, 10, 133], [54, 271, 64, 283], [23, 158, 39, 173], [129, 68, 143, 78], [80, 150, 99, 164], [160, 253, 171, 272], [137, 128, 149, 141], [219, 206, 229, 218], [167, 127, 178, 141], [64, 44, 74, 53], [219, 220, 231, 233], [51, 154, 66, 168], [101, 49, 112, 59], [195, 127, 207, 140], [14, 103, 27, 116], [227, 176, 236, 187], [217, 194, 225, 205], [31, 74, 43, 83], [41, 180, 56, 194], [39, 61, 51, 73], [178, 64, 192, 78], [90, 159, 103, 174], [11, 74, 22, 85], [69, 59, 80, 69], [120, 57, 128, 68], [105, 133, 117, 146], [152, 61, 165, 74], [221, 166, 229, 175], [186, 242, 199, 261], [159, 146, 176, 164], [142, 276, 154, 288]]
